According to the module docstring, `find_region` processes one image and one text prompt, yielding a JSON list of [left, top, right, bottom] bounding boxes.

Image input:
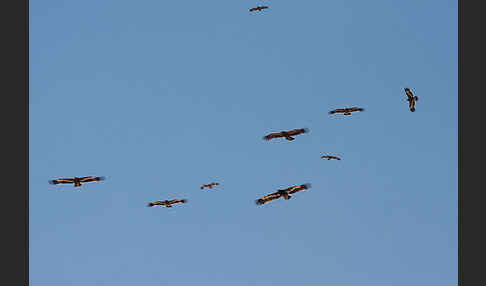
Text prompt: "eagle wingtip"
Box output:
[[181, 199, 188, 203], [304, 183, 312, 189], [255, 199, 264, 205]]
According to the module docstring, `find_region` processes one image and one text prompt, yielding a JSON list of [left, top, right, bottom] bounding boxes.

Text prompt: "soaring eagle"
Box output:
[[48, 176, 105, 187], [147, 199, 187, 208], [263, 128, 309, 141], [321, 155, 341, 160], [329, 107, 364, 116], [249, 6, 269, 12], [255, 184, 311, 205], [200, 182, 219, 190], [404, 88, 419, 112]]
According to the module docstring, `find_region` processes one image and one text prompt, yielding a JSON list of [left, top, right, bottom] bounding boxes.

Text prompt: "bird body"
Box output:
[[263, 128, 309, 141], [49, 176, 105, 188], [147, 199, 187, 208], [249, 6, 269, 12], [256, 184, 311, 205], [200, 182, 219, 190], [321, 155, 341, 161], [404, 88, 419, 112], [329, 107, 364, 116]]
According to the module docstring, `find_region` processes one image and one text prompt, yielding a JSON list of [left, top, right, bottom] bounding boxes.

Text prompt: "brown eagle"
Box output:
[[329, 107, 364, 116], [255, 184, 311, 205], [147, 199, 187, 208], [200, 182, 219, 190], [404, 88, 419, 112], [48, 176, 105, 187], [250, 6, 269, 12], [263, 128, 309, 141], [321, 155, 341, 160]]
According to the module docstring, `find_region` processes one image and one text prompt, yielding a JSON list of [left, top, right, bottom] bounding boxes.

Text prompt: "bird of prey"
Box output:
[[200, 182, 219, 190], [255, 184, 311, 205], [147, 199, 187, 208], [48, 176, 105, 187], [249, 6, 269, 12], [321, 155, 341, 160], [329, 107, 364, 116], [263, 128, 309, 141], [404, 88, 419, 112]]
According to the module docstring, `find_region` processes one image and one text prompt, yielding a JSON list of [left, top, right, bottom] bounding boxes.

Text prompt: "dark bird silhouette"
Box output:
[[329, 107, 364, 116], [49, 176, 105, 188], [404, 88, 419, 112], [321, 155, 341, 160], [255, 184, 311, 205], [147, 199, 187, 208], [263, 128, 309, 141], [249, 6, 269, 12], [200, 182, 219, 190]]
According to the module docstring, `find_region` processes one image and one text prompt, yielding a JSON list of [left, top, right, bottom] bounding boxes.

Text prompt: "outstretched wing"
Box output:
[[332, 156, 341, 160], [169, 199, 187, 205], [321, 155, 330, 159], [79, 176, 105, 183], [287, 184, 311, 194], [286, 128, 309, 136], [404, 88, 414, 100], [255, 192, 281, 205], [148, 201, 166, 207], [349, 107, 364, 112], [329, 108, 346, 114], [49, 178, 74, 185], [263, 132, 284, 141], [409, 100, 416, 112]]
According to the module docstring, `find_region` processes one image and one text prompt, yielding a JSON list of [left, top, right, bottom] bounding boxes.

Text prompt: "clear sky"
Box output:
[[30, 1, 457, 285]]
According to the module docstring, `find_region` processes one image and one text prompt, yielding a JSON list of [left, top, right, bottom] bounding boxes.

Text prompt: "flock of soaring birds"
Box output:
[[48, 5, 420, 209]]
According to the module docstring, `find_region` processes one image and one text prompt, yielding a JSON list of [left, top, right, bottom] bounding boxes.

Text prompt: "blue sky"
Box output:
[[30, 1, 457, 285]]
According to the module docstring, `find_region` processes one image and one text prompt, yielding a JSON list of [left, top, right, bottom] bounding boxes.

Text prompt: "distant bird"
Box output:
[[329, 107, 364, 116], [147, 199, 187, 208], [255, 184, 311, 205], [200, 182, 219, 190], [404, 88, 419, 112], [321, 155, 341, 161], [263, 128, 309, 141], [250, 6, 269, 12], [48, 176, 105, 187]]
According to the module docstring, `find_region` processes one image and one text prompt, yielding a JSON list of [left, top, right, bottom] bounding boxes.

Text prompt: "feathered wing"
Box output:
[[255, 192, 282, 205], [287, 128, 309, 136], [147, 201, 166, 207], [79, 176, 105, 183], [287, 184, 311, 194], [169, 199, 187, 205], [329, 108, 346, 114], [49, 178, 75, 185], [404, 88, 414, 100], [349, 107, 364, 112], [409, 100, 416, 112], [263, 132, 284, 141]]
